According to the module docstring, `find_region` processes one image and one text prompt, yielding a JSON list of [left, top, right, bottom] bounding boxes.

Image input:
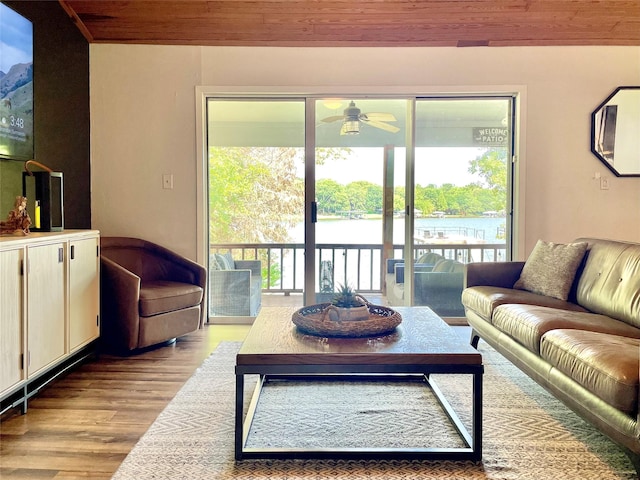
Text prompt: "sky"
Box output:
[[308, 147, 486, 187], [0, 3, 33, 73]]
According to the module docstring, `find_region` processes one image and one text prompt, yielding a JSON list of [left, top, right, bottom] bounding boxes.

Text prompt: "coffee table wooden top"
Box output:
[[237, 306, 481, 366]]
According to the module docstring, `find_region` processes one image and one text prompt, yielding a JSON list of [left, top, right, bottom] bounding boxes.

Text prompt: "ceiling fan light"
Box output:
[[342, 119, 360, 135], [323, 99, 344, 110]]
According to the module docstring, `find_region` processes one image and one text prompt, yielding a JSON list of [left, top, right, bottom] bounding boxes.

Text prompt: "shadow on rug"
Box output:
[[112, 342, 636, 479]]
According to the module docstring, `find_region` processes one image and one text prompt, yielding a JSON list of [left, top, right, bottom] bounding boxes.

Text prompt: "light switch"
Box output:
[[600, 176, 610, 190], [162, 174, 174, 189]]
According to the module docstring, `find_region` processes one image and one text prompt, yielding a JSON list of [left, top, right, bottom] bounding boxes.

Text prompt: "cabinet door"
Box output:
[[0, 248, 24, 395], [69, 237, 100, 351], [27, 242, 66, 376]]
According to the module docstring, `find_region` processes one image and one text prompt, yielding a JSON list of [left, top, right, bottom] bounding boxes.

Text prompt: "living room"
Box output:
[[1, 1, 640, 478]]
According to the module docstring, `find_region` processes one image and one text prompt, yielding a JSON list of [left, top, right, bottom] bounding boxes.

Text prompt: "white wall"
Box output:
[[90, 45, 640, 260]]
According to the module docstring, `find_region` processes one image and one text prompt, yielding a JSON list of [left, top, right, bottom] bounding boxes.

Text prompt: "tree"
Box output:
[[469, 148, 508, 196], [209, 146, 303, 244], [316, 179, 349, 214], [345, 181, 381, 213]]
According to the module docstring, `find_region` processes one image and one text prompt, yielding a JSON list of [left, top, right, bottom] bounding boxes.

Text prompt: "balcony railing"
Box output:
[[211, 242, 506, 295]]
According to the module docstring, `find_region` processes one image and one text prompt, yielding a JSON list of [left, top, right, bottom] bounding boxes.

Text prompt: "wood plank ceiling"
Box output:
[[58, 0, 640, 47]]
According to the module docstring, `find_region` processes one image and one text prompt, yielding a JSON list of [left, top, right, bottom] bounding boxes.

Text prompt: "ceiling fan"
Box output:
[[321, 100, 400, 135]]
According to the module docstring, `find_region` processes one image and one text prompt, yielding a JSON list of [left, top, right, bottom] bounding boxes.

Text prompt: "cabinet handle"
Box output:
[[71, 245, 75, 260], [58, 247, 64, 263]]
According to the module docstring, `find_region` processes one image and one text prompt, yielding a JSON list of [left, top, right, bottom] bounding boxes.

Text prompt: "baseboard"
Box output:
[[207, 315, 255, 325]]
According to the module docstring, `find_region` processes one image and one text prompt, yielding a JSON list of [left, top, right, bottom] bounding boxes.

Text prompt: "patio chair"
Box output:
[[209, 252, 262, 317]]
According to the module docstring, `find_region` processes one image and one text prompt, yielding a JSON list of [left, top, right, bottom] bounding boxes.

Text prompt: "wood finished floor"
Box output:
[[0, 324, 251, 480], [0, 320, 471, 479]]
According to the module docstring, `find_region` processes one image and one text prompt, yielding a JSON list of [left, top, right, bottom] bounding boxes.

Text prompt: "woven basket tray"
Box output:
[[292, 303, 402, 337]]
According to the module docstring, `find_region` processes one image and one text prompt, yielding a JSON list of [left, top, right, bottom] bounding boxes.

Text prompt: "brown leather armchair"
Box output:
[[100, 237, 206, 353]]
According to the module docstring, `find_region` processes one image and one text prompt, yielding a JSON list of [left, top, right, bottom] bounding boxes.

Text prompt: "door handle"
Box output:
[[311, 201, 318, 223]]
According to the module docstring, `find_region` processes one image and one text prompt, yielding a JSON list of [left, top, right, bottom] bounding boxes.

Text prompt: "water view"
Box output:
[[291, 216, 506, 244]]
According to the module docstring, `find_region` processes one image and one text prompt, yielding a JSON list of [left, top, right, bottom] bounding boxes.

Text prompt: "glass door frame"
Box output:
[[196, 87, 524, 319]]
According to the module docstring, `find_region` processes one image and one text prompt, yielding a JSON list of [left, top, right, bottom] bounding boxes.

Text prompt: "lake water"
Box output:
[[291, 216, 506, 244], [274, 216, 506, 291]]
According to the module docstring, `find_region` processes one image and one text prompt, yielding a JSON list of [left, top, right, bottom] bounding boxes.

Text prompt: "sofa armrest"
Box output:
[[415, 271, 464, 297], [464, 261, 526, 289], [387, 258, 404, 274], [210, 269, 251, 290], [100, 256, 142, 351], [209, 269, 254, 316], [394, 262, 435, 284]]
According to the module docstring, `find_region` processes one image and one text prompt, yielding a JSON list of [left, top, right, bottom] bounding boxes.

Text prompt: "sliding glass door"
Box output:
[[207, 99, 306, 319], [408, 97, 513, 315], [312, 98, 408, 305], [205, 94, 513, 322]]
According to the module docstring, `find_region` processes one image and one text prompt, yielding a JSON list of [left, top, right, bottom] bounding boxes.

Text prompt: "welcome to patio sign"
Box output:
[[473, 127, 508, 147]]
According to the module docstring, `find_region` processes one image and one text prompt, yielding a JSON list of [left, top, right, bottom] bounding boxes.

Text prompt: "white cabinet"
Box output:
[[69, 236, 100, 352], [0, 230, 99, 412], [0, 247, 25, 396], [26, 241, 66, 376]]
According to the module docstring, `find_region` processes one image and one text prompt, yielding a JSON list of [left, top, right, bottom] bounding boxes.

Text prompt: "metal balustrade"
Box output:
[[211, 242, 507, 295]]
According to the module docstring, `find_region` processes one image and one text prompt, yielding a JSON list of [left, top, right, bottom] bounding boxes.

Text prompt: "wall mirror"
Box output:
[[591, 86, 640, 177]]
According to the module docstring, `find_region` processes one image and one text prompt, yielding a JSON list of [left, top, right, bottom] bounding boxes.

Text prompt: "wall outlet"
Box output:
[[162, 174, 174, 189], [600, 176, 610, 190]]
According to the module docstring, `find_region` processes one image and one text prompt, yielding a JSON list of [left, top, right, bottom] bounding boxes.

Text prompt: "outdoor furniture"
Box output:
[[100, 237, 206, 353], [414, 259, 465, 317], [386, 256, 465, 316], [209, 252, 262, 317]]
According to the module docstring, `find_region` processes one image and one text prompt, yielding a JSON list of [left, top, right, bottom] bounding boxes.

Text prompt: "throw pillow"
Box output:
[[210, 255, 222, 270], [432, 259, 454, 272], [514, 240, 588, 301], [214, 253, 233, 270], [222, 252, 235, 269]]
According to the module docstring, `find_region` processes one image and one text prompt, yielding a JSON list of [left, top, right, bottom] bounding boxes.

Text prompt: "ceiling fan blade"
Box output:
[[362, 119, 400, 133], [361, 112, 397, 122], [321, 115, 345, 123]]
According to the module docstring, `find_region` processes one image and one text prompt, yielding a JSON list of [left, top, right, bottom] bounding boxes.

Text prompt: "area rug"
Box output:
[[112, 342, 636, 479]]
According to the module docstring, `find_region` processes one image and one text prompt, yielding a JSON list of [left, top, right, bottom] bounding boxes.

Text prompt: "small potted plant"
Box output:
[[324, 283, 370, 322]]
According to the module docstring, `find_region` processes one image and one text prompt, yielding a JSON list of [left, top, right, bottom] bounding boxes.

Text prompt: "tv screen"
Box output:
[[0, 2, 33, 161]]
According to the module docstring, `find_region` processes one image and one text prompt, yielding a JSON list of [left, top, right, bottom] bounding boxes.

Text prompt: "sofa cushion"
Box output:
[[514, 240, 587, 301], [493, 304, 640, 353], [214, 252, 235, 270], [574, 239, 640, 329], [417, 252, 443, 264], [461, 286, 587, 323], [139, 280, 204, 317], [540, 329, 640, 414]]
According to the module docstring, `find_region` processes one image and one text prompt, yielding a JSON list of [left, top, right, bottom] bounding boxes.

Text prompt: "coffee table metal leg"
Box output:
[[473, 371, 483, 461], [235, 373, 244, 460]]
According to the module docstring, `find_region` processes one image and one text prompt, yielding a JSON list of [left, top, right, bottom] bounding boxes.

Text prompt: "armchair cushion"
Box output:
[[139, 280, 205, 317]]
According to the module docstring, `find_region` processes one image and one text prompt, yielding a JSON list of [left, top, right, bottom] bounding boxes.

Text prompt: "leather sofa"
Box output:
[[386, 253, 465, 316], [462, 237, 640, 471], [100, 237, 206, 353]]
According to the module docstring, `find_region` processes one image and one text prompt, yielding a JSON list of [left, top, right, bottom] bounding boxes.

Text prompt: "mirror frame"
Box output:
[[590, 86, 640, 177]]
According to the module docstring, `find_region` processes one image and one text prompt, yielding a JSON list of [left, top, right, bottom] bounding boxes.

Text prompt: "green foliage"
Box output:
[[331, 283, 366, 307], [469, 148, 508, 195], [209, 146, 303, 244]]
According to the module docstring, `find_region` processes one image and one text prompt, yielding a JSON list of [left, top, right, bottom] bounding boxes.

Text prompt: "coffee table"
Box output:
[[235, 306, 483, 461]]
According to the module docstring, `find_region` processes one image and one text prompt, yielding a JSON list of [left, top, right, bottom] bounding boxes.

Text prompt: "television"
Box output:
[[0, 2, 33, 161]]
